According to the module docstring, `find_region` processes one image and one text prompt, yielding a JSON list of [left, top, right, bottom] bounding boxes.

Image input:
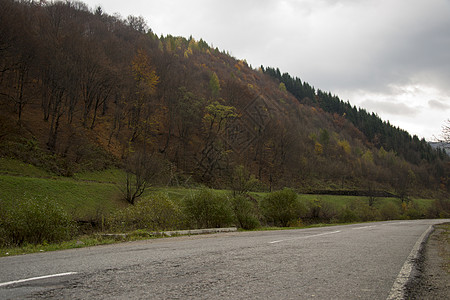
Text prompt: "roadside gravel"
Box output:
[[406, 222, 449, 299]]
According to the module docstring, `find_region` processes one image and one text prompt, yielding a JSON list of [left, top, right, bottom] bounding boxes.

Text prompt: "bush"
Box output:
[[108, 193, 183, 231], [232, 195, 260, 230], [427, 198, 450, 218], [0, 196, 75, 246], [183, 189, 234, 229], [338, 207, 360, 223], [306, 198, 339, 223], [379, 202, 402, 220], [401, 201, 426, 219], [261, 188, 304, 227], [346, 199, 381, 222]]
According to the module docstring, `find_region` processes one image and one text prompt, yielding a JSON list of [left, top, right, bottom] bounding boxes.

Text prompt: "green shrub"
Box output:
[[426, 198, 450, 218], [0, 196, 75, 246], [379, 202, 402, 220], [401, 201, 426, 219], [347, 199, 381, 222], [306, 198, 339, 223], [338, 207, 360, 223], [261, 188, 304, 227], [232, 195, 260, 230], [183, 189, 234, 228], [108, 193, 183, 231]]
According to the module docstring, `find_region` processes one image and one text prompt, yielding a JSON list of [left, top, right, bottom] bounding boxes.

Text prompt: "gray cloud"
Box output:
[[361, 99, 419, 116], [429, 99, 450, 111]]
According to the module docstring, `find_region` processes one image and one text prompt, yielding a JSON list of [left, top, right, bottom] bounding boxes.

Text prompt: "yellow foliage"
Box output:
[[184, 47, 193, 58], [188, 39, 199, 51], [362, 150, 374, 163], [158, 41, 164, 52], [315, 142, 323, 155], [378, 146, 387, 159], [238, 59, 247, 67], [337, 139, 351, 154], [203, 101, 237, 132], [131, 49, 159, 94]]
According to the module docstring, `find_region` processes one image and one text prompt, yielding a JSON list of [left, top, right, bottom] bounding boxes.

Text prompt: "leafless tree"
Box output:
[[441, 119, 450, 143]]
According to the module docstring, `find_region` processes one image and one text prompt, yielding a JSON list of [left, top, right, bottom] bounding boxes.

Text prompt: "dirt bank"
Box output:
[[406, 222, 449, 299]]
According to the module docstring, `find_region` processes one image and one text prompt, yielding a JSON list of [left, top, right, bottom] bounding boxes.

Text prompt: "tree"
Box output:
[[122, 150, 165, 205], [126, 15, 148, 33], [230, 165, 259, 196], [131, 48, 159, 95], [127, 48, 159, 143], [441, 119, 450, 143], [197, 101, 237, 182], [209, 72, 220, 98]]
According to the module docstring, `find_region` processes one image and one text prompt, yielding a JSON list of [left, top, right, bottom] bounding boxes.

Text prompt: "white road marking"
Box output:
[[352, 225, 376, 230], [386, 225, 434, 300], [269, 230, 341, 244], [0, 272, 78, 287]]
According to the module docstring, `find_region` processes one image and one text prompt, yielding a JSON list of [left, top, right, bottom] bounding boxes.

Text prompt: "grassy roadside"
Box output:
[[435, 223, 450, 273], [0, 158, 444, 257], [0, 222, 353, 257]]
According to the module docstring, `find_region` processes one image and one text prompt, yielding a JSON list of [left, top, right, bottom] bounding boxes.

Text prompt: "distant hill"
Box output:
[[0, 0, 448, 197], [429, 142, 450, 153]]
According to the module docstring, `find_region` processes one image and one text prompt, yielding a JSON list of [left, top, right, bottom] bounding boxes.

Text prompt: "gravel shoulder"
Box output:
[[406, 222, 450, 299]]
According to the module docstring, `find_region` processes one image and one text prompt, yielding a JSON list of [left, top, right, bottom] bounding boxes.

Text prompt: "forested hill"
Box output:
[[0, 0, 448, 197], [261, 66, 447, 165]]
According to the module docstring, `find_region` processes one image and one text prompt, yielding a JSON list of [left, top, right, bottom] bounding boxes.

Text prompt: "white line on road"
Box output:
[[0, 272, 78, 287], [269, 230, 341, 244], [352, 225, 376, 230]]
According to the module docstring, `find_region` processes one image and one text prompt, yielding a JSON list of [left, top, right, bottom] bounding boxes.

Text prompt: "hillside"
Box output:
[[0, 0, 449, 198]]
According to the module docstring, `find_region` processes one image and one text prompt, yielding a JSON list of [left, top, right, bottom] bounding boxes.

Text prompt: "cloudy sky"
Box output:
[[82, 0, 450, 141]]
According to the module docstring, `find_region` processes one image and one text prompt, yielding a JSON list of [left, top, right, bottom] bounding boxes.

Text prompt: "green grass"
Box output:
[[73, 168, 125, 184], [0, 157, 54, 178], [296, 194, 434, 211], [0, 174, 124, 220], [0, 236, 118, 257], [0, 166, 436, 222]]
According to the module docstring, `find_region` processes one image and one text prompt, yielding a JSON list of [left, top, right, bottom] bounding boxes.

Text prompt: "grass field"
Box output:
[[0, 158, 437, 221], [0, 174, 124, 220], [0, 158, 444, 256]]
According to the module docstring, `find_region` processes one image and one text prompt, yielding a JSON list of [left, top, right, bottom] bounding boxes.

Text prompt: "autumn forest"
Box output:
[[1, 0, 449, 201]]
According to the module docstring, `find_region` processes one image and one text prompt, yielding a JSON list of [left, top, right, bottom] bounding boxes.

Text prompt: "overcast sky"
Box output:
[[82, 0, 450, 141]]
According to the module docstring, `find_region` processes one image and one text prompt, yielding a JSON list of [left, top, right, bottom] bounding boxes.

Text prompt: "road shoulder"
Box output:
[[405, 222, 450, 299]]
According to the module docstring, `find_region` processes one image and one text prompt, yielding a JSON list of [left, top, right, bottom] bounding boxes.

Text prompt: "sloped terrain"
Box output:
[[0, 0, 448, 198]]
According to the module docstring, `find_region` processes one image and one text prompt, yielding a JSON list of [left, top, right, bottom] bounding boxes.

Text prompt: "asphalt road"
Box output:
[[1, 219, 448, 299]]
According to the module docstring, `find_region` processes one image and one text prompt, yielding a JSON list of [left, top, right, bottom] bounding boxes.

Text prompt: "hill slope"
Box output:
[[0, 0, 448, 197]]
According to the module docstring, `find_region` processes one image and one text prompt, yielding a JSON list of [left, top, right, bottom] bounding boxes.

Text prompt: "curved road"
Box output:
[[1, 219, 448, 299]]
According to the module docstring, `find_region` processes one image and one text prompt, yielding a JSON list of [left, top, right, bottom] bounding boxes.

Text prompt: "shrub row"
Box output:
[[1, 189, 448, 247], [108, 188, 448, 233]]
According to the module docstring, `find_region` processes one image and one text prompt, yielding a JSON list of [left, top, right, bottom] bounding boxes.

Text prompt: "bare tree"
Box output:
[[441, 119, 450, 143], [121, 149, 166, 205]]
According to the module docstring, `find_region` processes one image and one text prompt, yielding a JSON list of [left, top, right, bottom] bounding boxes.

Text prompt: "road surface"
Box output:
[[1, 219, 447, 299]]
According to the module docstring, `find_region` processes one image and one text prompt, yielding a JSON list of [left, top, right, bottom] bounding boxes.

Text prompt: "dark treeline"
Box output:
[[261, 66, 448, 165], [0, 0, 449, 198]]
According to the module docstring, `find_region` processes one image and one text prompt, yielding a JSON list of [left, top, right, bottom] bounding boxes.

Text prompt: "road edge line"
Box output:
[[0, 272, 78, 288], [386, 224, 434, 300]]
